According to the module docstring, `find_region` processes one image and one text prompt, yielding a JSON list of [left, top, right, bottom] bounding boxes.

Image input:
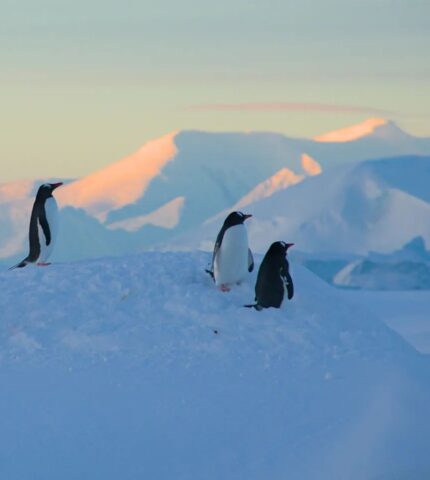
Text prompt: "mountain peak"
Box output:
[[58, 131, 179, 222], [314, 117, 393, 143]]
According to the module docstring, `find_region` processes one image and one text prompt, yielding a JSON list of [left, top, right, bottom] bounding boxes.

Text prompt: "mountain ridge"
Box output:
[[1, 119, 430, 266]]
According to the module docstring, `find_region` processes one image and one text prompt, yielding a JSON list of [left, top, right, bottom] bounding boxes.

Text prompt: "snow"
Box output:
[[301, 152, 322, 175], [314, 117, 389, 142], [107, 196, 185, 232], [57, 131, 179, 222], [2, 120, 430, 267], [344, 289, 430, 355], [177, 155, 430, 256], [1, 251, 429, 479], [334, 259, 430, 290], [211, 154, 322, 220], [231, 167, 304, 210], [333, 236, 430, 290]]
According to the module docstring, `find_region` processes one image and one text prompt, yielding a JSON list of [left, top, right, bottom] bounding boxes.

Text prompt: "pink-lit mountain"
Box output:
[[1, 118, 430, 265]]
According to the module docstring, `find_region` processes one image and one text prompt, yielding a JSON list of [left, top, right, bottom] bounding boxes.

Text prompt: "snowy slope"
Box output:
[[2, 119, 430, 265], [314, 117, 390, 142], [179, 155, 430, 256], [1, 251, 429, 479], [344, 288, 430, 354], [58, 132, 179, 222], [310, 117, 430, 165]]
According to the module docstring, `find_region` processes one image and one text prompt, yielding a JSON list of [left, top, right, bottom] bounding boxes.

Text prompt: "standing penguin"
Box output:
[[246, 241, 294, 310], [206, 211, 254, 292], [10, 182, 63, 269]]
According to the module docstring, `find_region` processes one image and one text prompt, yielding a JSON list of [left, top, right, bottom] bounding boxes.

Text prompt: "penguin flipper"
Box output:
[[38, 210, 51, 246], [210, 236, 222, 270], [248, 248, 254, 272], [281, 260, 294, 300], [208, 228, 224, 281]]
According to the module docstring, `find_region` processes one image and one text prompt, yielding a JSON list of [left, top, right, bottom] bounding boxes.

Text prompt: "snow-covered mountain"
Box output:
[[1, 118, 430, 266], [180, 155, 430, 256], [1, 251, 430, 479]]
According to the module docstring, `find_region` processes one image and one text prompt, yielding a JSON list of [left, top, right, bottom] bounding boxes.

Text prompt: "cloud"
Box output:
[[187, 102, 393, 115]]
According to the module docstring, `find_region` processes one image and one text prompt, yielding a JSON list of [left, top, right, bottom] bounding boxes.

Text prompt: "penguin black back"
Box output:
[[27, 185, 53, 263], [250, 241, 294, 309], [9, 183, 62, 269]]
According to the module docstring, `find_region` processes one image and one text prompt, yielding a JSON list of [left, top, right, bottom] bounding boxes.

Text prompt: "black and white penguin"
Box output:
[[206, 211, 254, 292], [10, 182, 63, 269], [246, 241, 294, 310]]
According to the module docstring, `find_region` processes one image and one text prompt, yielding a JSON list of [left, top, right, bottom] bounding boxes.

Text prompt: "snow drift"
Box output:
[[1, 252, 429, 479]]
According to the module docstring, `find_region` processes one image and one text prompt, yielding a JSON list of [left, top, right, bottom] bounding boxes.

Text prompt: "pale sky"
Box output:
[[1, 0, 429, 181]]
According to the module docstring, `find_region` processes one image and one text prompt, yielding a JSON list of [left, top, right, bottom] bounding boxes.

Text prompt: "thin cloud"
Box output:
[[188, 102, 393, 115]]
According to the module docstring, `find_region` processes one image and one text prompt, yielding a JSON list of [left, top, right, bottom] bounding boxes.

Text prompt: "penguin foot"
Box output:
[[219, 284, 231, 292], [37, 262, 51, 266]]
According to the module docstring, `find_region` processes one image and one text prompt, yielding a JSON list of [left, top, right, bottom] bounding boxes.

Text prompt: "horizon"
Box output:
[[1, 116, 427, 183]]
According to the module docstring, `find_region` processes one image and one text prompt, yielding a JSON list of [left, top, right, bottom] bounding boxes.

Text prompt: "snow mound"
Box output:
[[1, 251, 410, 364], [0, 252, 429, 479]]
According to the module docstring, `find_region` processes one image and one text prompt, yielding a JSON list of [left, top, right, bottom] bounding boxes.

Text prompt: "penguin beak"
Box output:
[[243, 214, 252, 220], [286, 243, 295, 249], [51, 182, 63, 190]]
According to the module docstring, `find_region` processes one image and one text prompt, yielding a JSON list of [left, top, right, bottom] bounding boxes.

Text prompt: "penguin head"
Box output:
[[223, 211, 252, 228], [36, 182, 63, 200], [269, 241, 295, 257]]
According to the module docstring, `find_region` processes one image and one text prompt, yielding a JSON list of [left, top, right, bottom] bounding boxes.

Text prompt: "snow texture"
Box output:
[[1, 251, 429, 479]]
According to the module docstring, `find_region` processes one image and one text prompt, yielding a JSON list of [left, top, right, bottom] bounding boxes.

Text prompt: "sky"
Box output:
[[1, 0, 429, 181]]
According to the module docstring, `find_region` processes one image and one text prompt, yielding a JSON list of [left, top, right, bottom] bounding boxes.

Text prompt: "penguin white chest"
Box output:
[[38, 197, 59, 262], [214, 224, 249, 286]]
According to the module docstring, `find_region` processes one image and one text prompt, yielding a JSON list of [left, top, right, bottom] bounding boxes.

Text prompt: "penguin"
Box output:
[[10, 182, 63, 269], [245, 241, 294, 310], [206, 211, 254, 292]]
